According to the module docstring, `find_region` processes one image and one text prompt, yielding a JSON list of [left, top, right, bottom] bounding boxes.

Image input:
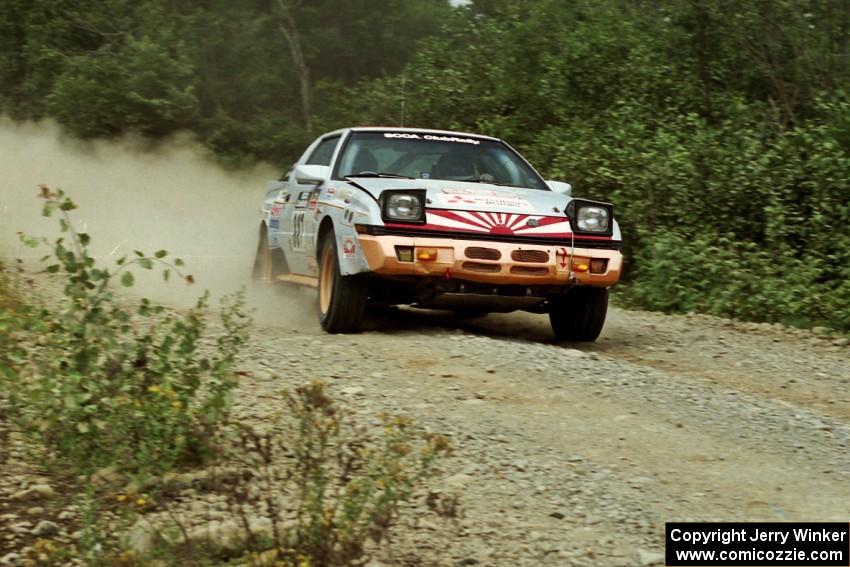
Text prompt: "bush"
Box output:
[[0, 260, 28, 464], [0, 187, 250, 478], [617, 230, 846, 329], [247, 381, 451, 565], [133, 381, 454, 566], [1, 189, 455, 567]]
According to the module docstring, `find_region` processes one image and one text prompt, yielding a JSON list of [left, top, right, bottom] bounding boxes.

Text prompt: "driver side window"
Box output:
[[306, 136, 341, 166]]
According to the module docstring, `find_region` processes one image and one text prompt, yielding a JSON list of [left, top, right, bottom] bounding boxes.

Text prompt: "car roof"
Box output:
[[320, 126, 501, 142]]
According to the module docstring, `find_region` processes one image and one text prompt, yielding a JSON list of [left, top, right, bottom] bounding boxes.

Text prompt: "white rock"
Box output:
[[637, 549, 664, 565], [443, 473, 473, 488], [184, 517, 274, 554], [0, 552, 21, 566], [11, 484, 54, 501], [90, 466, 125, 487], [562, 349, 586, 358], [31, 520, 60, 537], [127, 521, 160, 554]]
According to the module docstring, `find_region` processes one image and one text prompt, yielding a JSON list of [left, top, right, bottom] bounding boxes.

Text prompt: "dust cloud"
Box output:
[[0, 118, 316, 329]]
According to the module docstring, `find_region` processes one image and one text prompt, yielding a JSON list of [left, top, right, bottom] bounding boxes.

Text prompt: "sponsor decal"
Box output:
[[270, 204, 283, 217], [269, 218, 280, 230], [295, 191, 311, 209], [440, 187, 532, 211], [324, 186, 336, 197], [342, 238, 356, 257], [383, 132, 481, 145], [292, 212, 305, 249]]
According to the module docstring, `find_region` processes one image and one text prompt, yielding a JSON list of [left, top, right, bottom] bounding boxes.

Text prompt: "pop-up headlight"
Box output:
[[566, 199, 614, 236], [381, 190, 426, 223]]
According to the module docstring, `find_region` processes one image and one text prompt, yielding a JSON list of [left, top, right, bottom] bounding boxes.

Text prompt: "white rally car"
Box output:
[[253, 127, 623, 341]]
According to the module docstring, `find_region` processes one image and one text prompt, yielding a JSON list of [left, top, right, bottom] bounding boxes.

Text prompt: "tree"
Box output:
[[275, 0, 312, 134]]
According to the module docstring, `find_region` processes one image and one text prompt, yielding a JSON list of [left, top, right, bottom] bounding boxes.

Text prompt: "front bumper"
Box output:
[[358, 234, 622, 287]]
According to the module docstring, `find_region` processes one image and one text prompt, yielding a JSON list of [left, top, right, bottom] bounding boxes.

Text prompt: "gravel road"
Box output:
[[230, 285, 850, 566], [2, 281, 849, 566]]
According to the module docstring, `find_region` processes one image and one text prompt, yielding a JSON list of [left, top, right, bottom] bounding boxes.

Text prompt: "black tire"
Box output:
[[252, 226, 272, 283], [318, 233, 368, 333], [548, 287, 609, 342]]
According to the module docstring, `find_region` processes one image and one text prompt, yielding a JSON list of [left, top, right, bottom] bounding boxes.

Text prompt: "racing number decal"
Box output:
[[292, 212, 306, 250]]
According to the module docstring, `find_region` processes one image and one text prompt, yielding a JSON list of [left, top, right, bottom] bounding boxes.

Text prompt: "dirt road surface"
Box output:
[[2, 278, 849, 567], [227, 285, 850, 565]]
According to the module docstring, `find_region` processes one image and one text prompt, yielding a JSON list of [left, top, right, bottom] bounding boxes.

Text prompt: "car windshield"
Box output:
[[334, 131, 549, 190]]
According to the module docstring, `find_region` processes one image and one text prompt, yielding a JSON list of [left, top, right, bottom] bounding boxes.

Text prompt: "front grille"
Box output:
[[510, 266, 550, 276], [465, 246, 501, 261], [511, 249, 549, 263], [462, 262, 501, 273]]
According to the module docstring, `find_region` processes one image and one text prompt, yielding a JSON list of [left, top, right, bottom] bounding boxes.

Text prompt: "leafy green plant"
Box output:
[[266, 381, 451, 565], [0, 259, 28, 464], [2, 187, 251, 478], [140, 381, 454, 566]]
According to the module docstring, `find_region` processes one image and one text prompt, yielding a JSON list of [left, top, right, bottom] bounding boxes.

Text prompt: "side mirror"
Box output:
[[294, 164, 330, 185], [547, 180, 572, 196]]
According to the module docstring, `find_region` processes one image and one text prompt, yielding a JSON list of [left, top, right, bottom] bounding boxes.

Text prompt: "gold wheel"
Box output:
[[319, 242, 335, 315], [317, 232, 367, 333]]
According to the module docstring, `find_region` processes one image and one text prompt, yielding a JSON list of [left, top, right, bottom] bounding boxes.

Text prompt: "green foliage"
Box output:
[[530, 99, 850, 329], [343, 1, 850, 331], [200, 380, 452, 565], [0, 188, 251, 478], [2, 207, 452, 564], [47, 34, 199, 138], [619, 231, 830, 328], [1, 0, 849, 329], [0, 261, 27, 464], [0, 0, 454, 163], [278, 381, 450, 564]]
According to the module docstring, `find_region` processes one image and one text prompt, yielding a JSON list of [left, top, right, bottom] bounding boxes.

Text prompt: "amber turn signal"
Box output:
[[416, 248, 439, 261], [571, 261, 590, 272]]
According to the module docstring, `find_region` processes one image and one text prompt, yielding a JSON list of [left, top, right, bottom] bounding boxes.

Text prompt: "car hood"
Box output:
[[344, 177, 569, 215]]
